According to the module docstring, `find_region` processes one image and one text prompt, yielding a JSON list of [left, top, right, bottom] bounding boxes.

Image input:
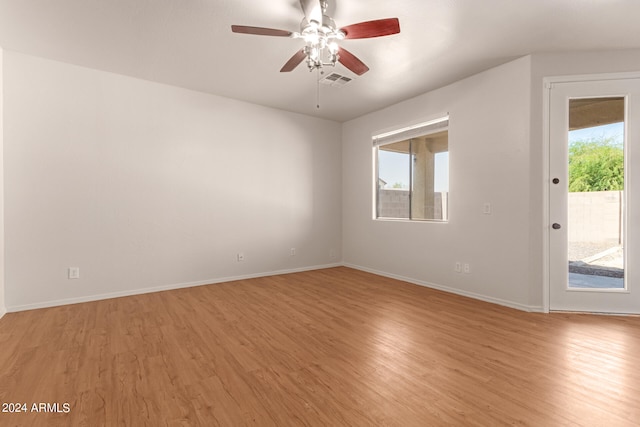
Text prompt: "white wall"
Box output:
[[5, 48, 637, 314], [342, 50, 640, 312], [3, 51, 342, 311], [0, 47, 5, 319], [342, 56, 536, 311]]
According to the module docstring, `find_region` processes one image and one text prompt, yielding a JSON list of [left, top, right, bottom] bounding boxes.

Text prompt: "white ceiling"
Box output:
[[1, 0, 640, 122]]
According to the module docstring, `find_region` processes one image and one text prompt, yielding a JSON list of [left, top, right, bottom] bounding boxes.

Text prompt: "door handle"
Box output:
[[552, 223, 561, 230], [552, 178, 560, 184]]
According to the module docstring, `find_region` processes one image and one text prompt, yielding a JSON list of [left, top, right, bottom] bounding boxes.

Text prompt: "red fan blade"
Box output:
[[280, 49, 307, 72], [337, 47, 369, 76], [231, 25, 293, 37], [340, 18, 400, 39]]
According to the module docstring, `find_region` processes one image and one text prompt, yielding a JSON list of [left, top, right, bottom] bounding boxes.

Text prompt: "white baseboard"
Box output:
[[6, 262, 545, 314], [7, 263, 342, 313], [343, 263, 544, 313]]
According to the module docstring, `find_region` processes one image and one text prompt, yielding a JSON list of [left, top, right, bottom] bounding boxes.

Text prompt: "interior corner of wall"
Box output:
[[0, 45, 5, 320]]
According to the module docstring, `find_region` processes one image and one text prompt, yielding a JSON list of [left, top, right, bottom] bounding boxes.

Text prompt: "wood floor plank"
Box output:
[[1, 266, 639, 426]]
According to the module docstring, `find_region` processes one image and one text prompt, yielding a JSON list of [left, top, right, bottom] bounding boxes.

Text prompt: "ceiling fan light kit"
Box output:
[[297, 16, 344, 72], [231, 0, 400, 76]]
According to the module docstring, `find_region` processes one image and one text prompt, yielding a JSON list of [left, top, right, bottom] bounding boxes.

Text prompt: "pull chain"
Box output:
[[316, 68, 321, 109]]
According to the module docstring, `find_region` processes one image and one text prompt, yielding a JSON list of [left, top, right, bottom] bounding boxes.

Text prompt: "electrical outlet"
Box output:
[[68, 267, 80, 279], [329, 248, 336, 258], [464, 263, 470, 274], [290, 248, 296, 256], [455, 262, 462, 273], [483, 202, 492, 215], [237, 253, 245, 262]]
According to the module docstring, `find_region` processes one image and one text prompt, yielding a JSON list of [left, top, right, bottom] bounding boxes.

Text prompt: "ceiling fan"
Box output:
[[231, 0, 400, 76]]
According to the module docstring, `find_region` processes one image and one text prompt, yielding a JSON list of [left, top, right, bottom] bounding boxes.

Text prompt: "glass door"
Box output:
[[549, 78, 640, 314]]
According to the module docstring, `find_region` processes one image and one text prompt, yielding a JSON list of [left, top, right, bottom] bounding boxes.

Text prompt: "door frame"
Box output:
[[542, 71, 640, 313]]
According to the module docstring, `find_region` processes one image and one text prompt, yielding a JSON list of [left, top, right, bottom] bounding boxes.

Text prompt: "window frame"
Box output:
[[373, 115, 449, 222]]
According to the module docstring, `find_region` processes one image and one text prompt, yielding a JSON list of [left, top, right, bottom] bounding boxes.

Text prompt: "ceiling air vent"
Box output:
[[319, 72, 353, 87]]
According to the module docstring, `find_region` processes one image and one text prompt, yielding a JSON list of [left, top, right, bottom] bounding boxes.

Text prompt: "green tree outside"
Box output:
[[568, 136, 624, 192]]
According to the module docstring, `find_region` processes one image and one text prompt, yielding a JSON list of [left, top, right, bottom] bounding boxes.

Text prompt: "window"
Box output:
[[374, 117, 449, 221]]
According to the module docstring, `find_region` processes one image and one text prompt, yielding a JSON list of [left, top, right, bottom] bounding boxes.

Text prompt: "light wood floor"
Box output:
[[1, 267, 639, 426]]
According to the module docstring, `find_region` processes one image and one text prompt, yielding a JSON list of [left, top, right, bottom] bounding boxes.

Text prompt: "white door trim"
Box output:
[[542, 72, 640, 313]]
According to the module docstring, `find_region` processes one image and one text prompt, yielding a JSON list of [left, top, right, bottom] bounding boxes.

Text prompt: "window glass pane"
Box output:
[[567, 97, 624, 290], [375, 124, 448, 222], [434, 152, 449, 193], [410, 131, 449, 221], [377, 141, 410, 219]]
